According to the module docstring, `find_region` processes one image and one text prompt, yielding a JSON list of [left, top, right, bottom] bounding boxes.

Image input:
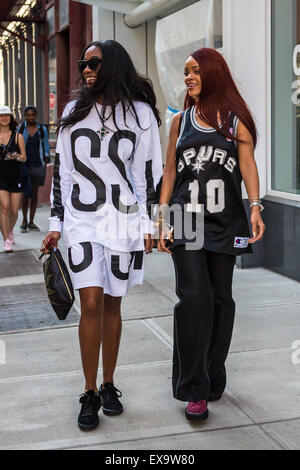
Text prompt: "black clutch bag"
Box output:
[[42, 248, 75, 320]]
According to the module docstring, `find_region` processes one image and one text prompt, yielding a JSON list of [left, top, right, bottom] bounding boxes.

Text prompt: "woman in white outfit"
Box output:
[[41, 40, 162, 430]]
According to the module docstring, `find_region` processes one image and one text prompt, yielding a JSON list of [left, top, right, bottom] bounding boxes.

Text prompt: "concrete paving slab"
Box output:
[[152, 302, 300, 353], [261, 419, 300, 450], [0, 283, 51, 305], [231, 268, 300, 308], [145, 251, 300, 309], [144, 251, 177, 304], [0, 251, 42, 278], [0, 319, 171, 379], [0, 301, 79, 332], [232, 303, 300, 352], [121, 282, 174, 320], [0, 362, 252, 450], [74, 425, 282, 450], [226, 349, 300, 423], [0, 207, 49, 253]]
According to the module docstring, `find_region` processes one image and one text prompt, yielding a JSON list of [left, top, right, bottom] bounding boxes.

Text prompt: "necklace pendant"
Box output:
[[97, 127, 109, 140]]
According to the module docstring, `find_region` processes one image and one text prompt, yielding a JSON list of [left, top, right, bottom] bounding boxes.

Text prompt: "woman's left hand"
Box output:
[[248, 207, 265, 244], [7, 152, 21, 161], [144, 233, 155, 254]]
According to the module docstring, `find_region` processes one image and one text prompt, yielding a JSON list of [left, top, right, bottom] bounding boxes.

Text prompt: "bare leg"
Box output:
[[29, 186, 38, 223], [79, 286, 104, 392], [8, 192, 21, 234], [21, 193, 29, 225], [0, 190, 10, 241], [101, 295, 122, 385]]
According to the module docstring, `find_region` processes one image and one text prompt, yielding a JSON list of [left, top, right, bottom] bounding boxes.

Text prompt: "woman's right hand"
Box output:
[[157, 236, 173, 255], [41, 231, 61, 254]]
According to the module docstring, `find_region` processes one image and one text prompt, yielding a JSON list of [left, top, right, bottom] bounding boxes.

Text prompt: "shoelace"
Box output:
[[79, 392, 98, 415], [103, 383, 122, 400]]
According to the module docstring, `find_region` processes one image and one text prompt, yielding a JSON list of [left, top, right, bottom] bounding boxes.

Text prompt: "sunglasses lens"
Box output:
[[78, 60, 86, 73], [89, 58, 101, 70], [78, 58, 102, 74]]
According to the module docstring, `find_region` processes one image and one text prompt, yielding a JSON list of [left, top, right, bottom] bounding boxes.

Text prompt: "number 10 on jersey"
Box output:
[[187, 179, 225, 214]]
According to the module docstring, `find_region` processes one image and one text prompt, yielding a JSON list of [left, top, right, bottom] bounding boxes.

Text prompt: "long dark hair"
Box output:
[[184, 48, 257, 148], [9, 115, 18, 131], [58, 40, 161, 132]]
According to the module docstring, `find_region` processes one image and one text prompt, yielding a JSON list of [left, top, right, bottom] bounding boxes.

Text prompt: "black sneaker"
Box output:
[[99, 382, 123, 416], [20, 222, 28, 233], [28, 222, 40, 232], [78, 390, 101, 430]]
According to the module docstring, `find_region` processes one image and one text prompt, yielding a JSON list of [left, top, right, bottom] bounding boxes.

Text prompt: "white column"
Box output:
[[223, 0, 269, 198]]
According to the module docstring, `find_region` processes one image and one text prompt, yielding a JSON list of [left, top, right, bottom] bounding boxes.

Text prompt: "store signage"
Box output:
[[292, 44, 300, 105], [49, 93, 56, 110]]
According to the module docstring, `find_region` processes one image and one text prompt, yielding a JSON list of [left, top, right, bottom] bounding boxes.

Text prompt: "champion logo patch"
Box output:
[[234, 237, 249, 248]]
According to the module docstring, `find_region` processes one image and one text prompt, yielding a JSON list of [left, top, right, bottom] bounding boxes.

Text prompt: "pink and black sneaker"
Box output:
[[185, 400, 209, 420], [8, 232, 15, 245]]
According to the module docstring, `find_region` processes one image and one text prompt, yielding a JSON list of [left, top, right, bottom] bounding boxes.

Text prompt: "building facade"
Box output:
[[1, 0, 299, 281], [88, 0, 300, 280], [0, 0, 92, 140]]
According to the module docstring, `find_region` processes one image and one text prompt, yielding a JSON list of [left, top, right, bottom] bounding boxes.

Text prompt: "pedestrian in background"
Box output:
[[42, 40, 162, 431], [0, 105, 26, 252], [18, 105, 50, 233], [158, 47, 265, 421]]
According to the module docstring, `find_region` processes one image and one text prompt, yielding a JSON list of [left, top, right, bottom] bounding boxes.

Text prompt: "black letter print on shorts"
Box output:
[[111, 251, 143, 280], [108, 130, 139, 214], [71, 129, 106, 212], [68, 242, 93, 273]]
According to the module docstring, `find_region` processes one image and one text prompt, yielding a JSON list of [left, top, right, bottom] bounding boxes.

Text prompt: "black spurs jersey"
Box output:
[[170, 106, 252, 256]]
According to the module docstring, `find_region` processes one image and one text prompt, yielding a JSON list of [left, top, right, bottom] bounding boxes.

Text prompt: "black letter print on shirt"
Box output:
[[71, 129, 106, 212], [108, 130, 139, 214], [68, 242, 93, 273]]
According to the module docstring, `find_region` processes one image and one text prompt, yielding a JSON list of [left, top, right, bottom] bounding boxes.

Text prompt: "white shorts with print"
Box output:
[[68, 242, 144, 297]]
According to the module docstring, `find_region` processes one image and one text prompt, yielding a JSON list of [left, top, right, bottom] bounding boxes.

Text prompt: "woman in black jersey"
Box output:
[[158, 48, 265, 420], [0, 106, 26, 252]]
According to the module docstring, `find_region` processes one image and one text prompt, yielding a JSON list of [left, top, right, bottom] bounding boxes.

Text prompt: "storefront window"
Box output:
[[48, 37, 57, 141], [47, 6, 55, 37], [155, 0, 222, 135], [59, 0, 69, 29], [272, 0, 300, 194]]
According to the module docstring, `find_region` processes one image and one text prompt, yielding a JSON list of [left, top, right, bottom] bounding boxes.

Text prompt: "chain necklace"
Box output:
[[94, 103, 113, 140]]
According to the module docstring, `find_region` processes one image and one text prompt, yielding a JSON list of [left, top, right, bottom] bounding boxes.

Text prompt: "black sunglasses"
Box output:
[[77, 57, 102, 74]]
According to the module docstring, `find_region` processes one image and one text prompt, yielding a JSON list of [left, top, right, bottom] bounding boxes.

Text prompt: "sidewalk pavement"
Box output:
[[0, 205, 300, 450]]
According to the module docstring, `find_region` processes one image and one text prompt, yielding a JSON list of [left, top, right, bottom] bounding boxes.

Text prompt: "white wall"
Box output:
[[223, 0, 269, 197], [92, 6, 168, 159]]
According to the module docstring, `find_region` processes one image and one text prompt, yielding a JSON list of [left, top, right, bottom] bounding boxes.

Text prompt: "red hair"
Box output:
[[184, 48, 257, 148]]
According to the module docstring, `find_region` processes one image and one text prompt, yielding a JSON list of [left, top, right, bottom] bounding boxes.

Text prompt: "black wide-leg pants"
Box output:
[[172, 246, 236, 402]]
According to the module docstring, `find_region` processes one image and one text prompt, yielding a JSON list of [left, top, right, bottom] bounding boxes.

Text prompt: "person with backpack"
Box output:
[[18, 105, 50, 232]]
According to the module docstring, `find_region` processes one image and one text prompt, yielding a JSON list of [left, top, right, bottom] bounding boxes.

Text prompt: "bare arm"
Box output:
[[159, 112, 181, 205], [8, 133, 26, 162], [157, 112, 181, 253], [237, 121, 265, 243]]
